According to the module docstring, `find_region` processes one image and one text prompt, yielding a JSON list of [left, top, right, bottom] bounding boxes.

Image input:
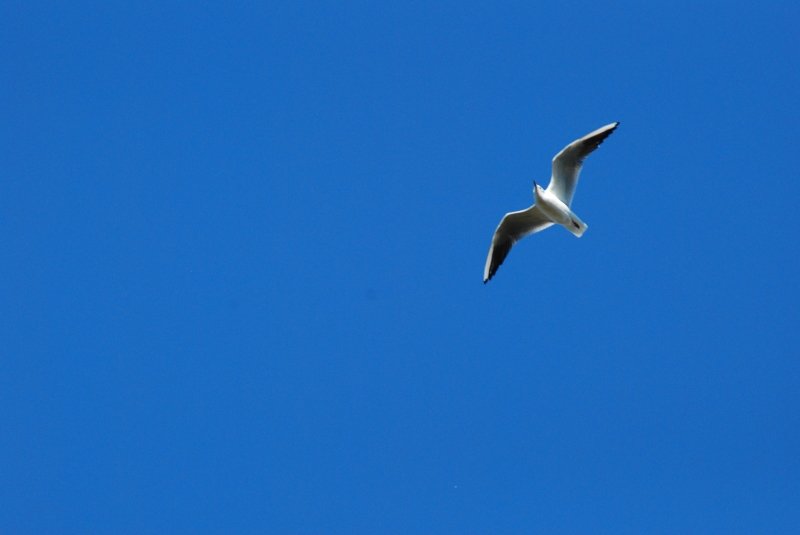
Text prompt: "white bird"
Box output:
[[484, 122, 619, 283]]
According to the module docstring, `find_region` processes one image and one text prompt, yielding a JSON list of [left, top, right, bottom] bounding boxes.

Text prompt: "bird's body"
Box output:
[[533, 183, 587, 237], [483, 122, 618, 283]]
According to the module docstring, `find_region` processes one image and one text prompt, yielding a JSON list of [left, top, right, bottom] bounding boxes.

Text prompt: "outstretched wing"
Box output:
[[548, 122, 618, 207], [484, 205, 554, 283]]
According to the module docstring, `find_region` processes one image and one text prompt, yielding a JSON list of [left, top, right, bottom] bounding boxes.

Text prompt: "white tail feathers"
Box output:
[[566, 210, 588, 237]]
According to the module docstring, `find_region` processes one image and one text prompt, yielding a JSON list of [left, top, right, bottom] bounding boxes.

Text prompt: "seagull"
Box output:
[[483, 122, 619, 283]]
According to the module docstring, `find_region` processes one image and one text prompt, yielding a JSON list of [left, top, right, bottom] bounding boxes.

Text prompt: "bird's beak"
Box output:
[[533, 181, 537, 188]]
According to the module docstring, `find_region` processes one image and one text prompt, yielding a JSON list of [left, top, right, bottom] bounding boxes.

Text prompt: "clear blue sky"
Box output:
[[2, 2, 798, 533]]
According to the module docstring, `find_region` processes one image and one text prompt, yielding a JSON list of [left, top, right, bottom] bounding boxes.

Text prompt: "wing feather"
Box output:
[[483, 205, 554, 283], [548, 122, 618, 206]]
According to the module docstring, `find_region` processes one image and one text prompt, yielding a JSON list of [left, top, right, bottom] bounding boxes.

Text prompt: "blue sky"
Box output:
[[2, 2, 798, 533]]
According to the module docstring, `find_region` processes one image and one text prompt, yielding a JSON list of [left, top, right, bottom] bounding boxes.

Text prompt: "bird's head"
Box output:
[[532, 181, 543, 199]]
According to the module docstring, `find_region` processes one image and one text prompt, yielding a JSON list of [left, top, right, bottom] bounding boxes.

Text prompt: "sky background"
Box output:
[[2, 1, 799, 533]]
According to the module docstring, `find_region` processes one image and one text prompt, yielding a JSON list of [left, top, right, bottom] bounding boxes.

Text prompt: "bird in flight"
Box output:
[[483, 122, 619, 283]]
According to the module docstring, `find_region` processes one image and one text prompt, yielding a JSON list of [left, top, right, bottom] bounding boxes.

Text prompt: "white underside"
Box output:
[[534, 185, 588, 238]]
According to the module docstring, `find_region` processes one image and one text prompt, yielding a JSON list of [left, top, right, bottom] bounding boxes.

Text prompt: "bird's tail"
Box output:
[[566, 210, 588, 237]]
